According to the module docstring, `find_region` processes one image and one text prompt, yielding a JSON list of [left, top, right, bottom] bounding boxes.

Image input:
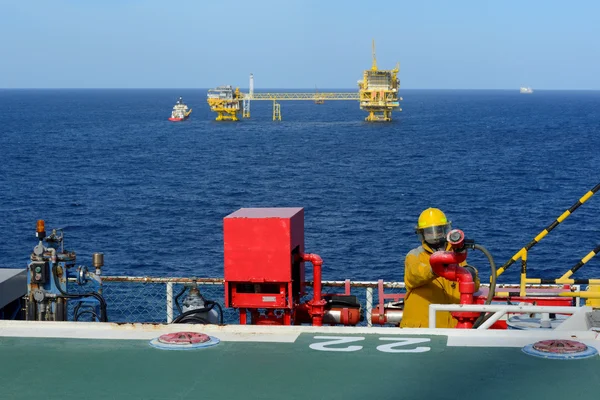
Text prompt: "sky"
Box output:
[[1, 0, 599, 89]]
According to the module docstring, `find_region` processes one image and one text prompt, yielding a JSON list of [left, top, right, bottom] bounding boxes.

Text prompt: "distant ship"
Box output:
[[520, 87, 534, 94], [168, 97, 192, 121]]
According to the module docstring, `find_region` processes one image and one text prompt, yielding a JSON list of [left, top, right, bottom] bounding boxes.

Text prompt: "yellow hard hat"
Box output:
[[416, 208, 449, 229], [415, 208, 452, 250]]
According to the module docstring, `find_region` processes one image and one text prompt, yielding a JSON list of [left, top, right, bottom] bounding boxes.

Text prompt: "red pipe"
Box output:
[[429, 251, 475, 304], [301, 253, 323, 302], [301, 253, 326, 326], [430, 250, 481, 329]]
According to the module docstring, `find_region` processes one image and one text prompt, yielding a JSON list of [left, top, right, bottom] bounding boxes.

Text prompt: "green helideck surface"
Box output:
[[0, 334, 599, 400]]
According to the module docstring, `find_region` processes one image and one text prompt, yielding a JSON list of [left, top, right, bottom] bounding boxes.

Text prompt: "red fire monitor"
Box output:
[[224, 208, 305, 325]]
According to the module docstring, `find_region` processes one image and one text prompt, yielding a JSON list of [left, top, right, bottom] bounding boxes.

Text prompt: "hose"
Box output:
[[74, 304, 100, 322], [467, 243, 497, 329], [75, 310, 100, 321], [174, 286, 187, 314], [172, 301, 223, 325], [52, 265, 108, 322], [175, 315, 212, 324], [73, 301, 101, 322]]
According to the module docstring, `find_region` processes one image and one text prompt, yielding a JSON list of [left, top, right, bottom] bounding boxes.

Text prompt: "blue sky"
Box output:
[[1, 0, 599, 89]]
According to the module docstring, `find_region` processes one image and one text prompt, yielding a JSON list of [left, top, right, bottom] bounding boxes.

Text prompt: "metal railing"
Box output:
[[70, 277, 405, 326], [243, 92, 360, 101], [429, 304, 585, 330], [67, 276, 583, 328]]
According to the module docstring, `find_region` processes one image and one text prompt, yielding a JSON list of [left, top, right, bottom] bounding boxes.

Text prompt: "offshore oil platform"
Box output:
[[206, 41, 402, 122]]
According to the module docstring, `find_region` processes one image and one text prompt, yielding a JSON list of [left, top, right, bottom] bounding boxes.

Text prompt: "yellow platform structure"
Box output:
[[358, 40, 401, 122], [207, 86, 243, 121], [314, 87, 325, 104]]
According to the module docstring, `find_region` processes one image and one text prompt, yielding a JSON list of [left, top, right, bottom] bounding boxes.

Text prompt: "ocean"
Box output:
[[1, 89, 599, 284]]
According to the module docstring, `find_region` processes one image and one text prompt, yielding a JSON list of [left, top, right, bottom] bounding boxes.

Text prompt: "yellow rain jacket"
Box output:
[[400, 245, 480, 328]]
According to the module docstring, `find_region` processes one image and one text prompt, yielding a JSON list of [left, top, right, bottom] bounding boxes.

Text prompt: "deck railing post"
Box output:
[[366, 287, 373, 327], [166, 282, 173, 323]]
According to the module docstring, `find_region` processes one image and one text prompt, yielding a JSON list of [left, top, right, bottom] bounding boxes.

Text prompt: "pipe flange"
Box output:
[[77, 266, 89, 285], [33, 289, 45, 303]]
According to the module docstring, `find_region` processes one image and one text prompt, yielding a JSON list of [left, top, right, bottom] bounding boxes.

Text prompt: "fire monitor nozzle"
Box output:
[[447, 229, 465, 249]]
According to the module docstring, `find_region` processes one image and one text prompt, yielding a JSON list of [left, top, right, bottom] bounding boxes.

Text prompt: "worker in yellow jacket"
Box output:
[[400, 208, 479, 328]]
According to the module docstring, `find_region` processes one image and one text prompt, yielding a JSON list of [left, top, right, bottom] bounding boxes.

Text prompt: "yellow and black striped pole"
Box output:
[[524, 243, 600, 285], [496, 182, 600, 284]]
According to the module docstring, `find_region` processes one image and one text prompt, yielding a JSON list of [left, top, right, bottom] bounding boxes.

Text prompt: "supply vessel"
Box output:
[[168, 96, 192, 121]]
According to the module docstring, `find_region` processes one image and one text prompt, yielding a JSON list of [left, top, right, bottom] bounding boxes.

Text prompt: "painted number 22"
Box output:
[[309, 336, 431, 353]]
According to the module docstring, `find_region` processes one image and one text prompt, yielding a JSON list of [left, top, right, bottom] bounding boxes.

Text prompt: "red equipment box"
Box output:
[[224, 208, 305, 311]]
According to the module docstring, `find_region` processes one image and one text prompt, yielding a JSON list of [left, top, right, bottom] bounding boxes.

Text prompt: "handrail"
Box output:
[[429, 304, 588, 330], [242, 92, 360, 101], [495, 182, 600, 295], [69, 277, 586, 326], [98, 276, 577, 289], [99, 276, 406, 288]]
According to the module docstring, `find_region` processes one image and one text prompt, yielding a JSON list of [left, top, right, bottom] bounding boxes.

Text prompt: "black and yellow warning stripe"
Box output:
[[521, 244, 600, 285], [526, 278, 600, 285], [558, 292, 600, 299], [558, 243, 600, 281], [496, 182, 600, 278]]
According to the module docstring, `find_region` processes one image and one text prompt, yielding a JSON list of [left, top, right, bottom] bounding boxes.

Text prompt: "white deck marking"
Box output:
[[376, 337, 431, 353], [310, 336, 365, 352]]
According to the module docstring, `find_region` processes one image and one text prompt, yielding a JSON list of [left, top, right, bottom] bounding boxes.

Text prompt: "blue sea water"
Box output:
[[0, 89, 599, 284]]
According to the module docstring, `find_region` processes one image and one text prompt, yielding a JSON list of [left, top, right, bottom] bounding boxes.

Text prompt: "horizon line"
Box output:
[[1, 87, 600, 91]]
